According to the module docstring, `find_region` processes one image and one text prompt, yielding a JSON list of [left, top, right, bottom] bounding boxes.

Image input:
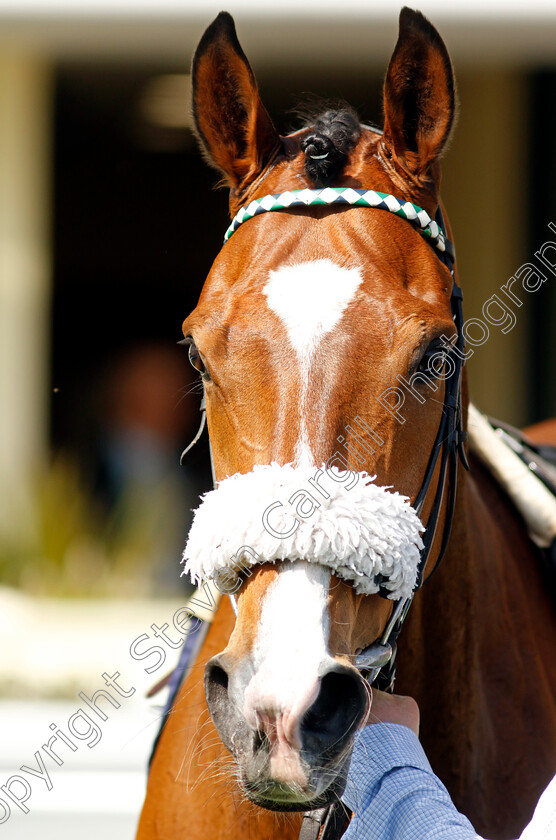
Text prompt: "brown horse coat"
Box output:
[[137, 9, 556, 840]]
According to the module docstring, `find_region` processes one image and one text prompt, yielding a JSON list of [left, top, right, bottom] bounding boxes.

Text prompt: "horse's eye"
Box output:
[[187, 341, 210, 380], [417, 339, 447, 379]]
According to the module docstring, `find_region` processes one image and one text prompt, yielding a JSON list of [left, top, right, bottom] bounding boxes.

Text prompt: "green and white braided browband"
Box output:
[[223, 187, 455, 260]]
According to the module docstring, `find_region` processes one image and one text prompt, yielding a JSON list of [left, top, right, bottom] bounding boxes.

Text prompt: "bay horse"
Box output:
[[137, 8, 556, 840]]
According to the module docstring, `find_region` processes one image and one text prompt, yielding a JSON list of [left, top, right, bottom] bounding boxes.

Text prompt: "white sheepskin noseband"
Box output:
[[182, 463, 424, 600]]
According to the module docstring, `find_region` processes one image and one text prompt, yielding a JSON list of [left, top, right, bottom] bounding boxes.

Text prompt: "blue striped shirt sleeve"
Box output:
[[341, 723, 483, 840], [341, 723, 556, 840]]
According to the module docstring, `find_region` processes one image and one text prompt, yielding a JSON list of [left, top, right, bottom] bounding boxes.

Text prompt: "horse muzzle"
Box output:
[[204, 652, 367, 811]]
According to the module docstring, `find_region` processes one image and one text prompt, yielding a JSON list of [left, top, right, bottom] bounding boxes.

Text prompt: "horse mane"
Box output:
[[299, 107, 361, 186]]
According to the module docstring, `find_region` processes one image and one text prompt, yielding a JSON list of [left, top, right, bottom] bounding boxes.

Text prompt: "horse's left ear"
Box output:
[[191, 12, 279, 192], [382, 7, 455, 180]]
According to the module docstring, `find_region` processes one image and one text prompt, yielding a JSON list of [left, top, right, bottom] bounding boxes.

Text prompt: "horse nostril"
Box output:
[[301, 666, 367, 760], [205, 658, 229, 696], [204, 654, 251, 756], [205, 656, 230, 721]]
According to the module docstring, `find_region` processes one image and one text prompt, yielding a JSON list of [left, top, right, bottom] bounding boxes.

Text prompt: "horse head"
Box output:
[[182, 7, 461, 812]]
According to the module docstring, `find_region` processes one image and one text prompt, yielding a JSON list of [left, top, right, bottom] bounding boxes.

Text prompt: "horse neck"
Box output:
[[401, 449, 555, 701], [396, 451, 556, 832]]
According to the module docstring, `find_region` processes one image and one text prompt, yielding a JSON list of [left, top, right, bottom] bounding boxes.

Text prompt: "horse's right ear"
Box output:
[[191, 12, 279, 192]]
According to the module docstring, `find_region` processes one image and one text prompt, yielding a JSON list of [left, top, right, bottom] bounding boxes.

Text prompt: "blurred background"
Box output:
[[1, 0, 556, 837]]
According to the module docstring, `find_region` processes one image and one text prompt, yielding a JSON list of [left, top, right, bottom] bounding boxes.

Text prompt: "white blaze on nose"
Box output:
[[243, 561, 332, 742], [263, 260, 363, 465]]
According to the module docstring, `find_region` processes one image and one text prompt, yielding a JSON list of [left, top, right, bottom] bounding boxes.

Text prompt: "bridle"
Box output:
[[223, 187, 454, 258], [182, 185, 469, 840], [184, 185, 468, 688], [351, 197, 469, 692]]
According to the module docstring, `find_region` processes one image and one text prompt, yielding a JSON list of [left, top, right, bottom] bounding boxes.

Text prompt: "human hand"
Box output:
[[361, 687, 420, 736]]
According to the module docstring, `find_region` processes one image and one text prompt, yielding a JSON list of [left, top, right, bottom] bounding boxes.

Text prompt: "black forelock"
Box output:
[[300, 107, 361, 187]]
